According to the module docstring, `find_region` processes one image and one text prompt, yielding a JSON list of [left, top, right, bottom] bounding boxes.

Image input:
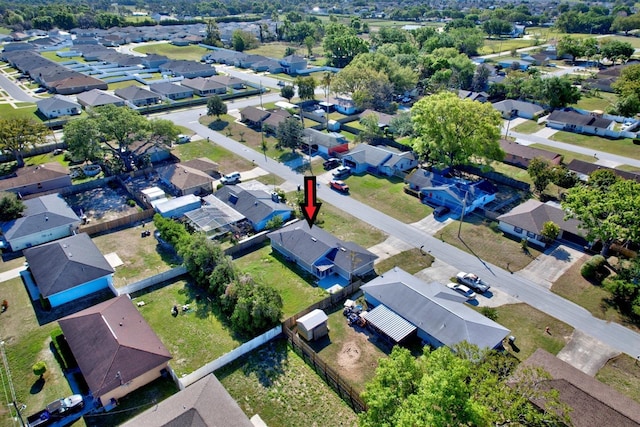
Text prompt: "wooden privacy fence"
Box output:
[[79, 208, 155, 235]]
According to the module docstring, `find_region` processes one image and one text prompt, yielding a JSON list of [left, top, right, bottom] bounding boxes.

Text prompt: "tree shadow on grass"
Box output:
[[30, 377, 45, 394], [208, 120, 229, 131], [215, 339, 288, 388]]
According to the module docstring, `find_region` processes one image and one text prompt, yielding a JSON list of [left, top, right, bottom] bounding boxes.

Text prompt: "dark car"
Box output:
[[433, 206, 450, 217], [329, 180, 349, 193], [323, 158, 340, 170]]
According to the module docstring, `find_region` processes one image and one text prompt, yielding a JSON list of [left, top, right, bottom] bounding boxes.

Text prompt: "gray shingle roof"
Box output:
[[0, 162, 68, 192], [120, 374, 253, 427], [215, 185, 292, 226], [114, 85, 160, 101], [547, 110, 613, 128], [76, 89, 124, 107], [181, 77, 226, 92], [148, 81, 193, 96], [24, 233, 114, 297], [362, 268, 510, 349], [36, 94, 80, 112], [492, 99, 545, 116], [0, 193, 79, 240], [59, 295, 171, 399], [497, 199, 584, 237]]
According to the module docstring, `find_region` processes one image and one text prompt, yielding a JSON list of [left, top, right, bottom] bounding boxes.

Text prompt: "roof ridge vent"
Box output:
[[311, 237, 317, 242]]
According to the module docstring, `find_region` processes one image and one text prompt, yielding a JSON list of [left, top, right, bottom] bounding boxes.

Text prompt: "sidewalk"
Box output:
[[0, 265, 26, 283]]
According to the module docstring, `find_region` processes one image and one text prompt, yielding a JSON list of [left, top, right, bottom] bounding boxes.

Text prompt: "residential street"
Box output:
[[163, 107, 640, 359], [0, 73, 35, 102]]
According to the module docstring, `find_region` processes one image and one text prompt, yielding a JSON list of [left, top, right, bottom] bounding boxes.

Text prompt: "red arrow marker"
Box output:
[[300, 176, 322, 228]]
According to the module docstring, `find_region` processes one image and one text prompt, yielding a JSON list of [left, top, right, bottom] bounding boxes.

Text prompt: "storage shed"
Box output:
[[154, 195, 201, 218], [296, 309, 329, 341]]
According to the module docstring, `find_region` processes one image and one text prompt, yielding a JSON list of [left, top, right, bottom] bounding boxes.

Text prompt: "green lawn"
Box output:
[[438, 214, 543, 272], [493, 303, 574, 361], [529, 143, 599, 164], [314, 199, 387, 248], [596, 354, 640, 404], [0, 278, 81, 426], [550, 131, 640, 161], [375, 248, 434, 275], [217, 339, 358, 426], [107, 80, 144, 90], [479, 38, 537, 55], [92, 225, 181, 288], [234, 243, 327, 318], [512, 120, 545, 134], [133, 278, 244, 377], [132, 43, 208, 61], [572, 92, 618, 112], [172, 138, 253, 173], [343, 173, 432, 223], [246, 42, 297, 59], [0, 103, 38, 120]]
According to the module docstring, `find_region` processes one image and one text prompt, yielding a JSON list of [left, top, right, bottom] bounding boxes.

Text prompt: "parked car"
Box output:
[[220, 172, 241, 185], [433, 206, 450, 218], [47, 394, 84, 415], [446, 282, 476, 300], [332, 166, 351, 179], [329, 180, 349, 193], [456, 272, 490, 293], [176, 134, 191, 143], [323, 158, 340, 170]]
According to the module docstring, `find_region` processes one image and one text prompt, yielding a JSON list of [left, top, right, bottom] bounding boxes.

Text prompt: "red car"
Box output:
[[330, 180, 349, 193]]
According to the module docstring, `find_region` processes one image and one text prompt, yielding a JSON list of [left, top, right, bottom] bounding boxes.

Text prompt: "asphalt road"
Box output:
[[163, 107, 640, 359], [0, 73, 35, 102]]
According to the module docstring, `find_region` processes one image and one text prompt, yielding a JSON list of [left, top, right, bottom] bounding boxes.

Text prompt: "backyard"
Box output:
[[438, 214, 543, 272], [596, 353, 640, 404], [216, 339, 358, 427], [511, 120, 545, 134], [133, 278, 245, 377], [342, 174, 432, 223], [132, 43, 208, 61], [64, 184, 141, 224]]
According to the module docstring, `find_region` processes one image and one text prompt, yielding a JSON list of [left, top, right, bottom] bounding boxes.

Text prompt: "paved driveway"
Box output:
[[0, 73, 35, 102], [369, 236, 413, 264], [517, 244, 584, 289], [556, 330, 620, 376]]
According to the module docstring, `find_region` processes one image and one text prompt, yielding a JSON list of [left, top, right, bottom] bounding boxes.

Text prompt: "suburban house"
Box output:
[[36, 95, 81, 119], [492, 99, 546, 119], [181, 77, 227, 96], [262, 109, 292, 134], [280, 54, 307, 75], [0, 193, 80, 252], [184, 194, 246, 239], [329, 94, 359, 115], [516, 349, 640, 427], [120, 374, 253, 427], [154, 194, 202, 218], [296, 309, 329, 341], [156, 159, 219, 196], [209, 75, 246, 90], [239, 106, 270, 128], [215, 182, 293, 232], [497, 199, 586, 247], [58, 295, 172, 407], [268, 221, 378, 282], [114, 85, 161, 107], [566, 159, 640, 183], [359, 109, 395, 129], [76, 89, 125, 108], [0, 162, 71, 196], [301, 128, 350, 157], [148, 81, 194, 100], [497, 58, 532, 70], [342, 144, 418, 176], [234, 54, 268, 69], [361, 267, 510, 348], [128, 139, 172, 164], [50, 75, 108, 95], [251, 58, 283, 74], [546, 110, 614, 137], [500, 140, 562, 169], [141, 54, 169, 68], [406, 168, 497, 215], [159, 60, 216, 78], [23, 233, 114, 307], [457, 90, 489, 103]]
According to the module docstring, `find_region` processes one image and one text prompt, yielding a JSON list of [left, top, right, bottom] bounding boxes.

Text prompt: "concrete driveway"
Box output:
[[556, 330, 620, 375], [411, 215, 453, 235], [369, 236, 414, 264], [517, 244, 585, 289]]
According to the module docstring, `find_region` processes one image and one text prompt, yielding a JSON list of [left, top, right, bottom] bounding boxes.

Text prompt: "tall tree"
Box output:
[[323, 23, 369, 68], [0, 118, 49, 168], [295, 76, 316, 101], [276, 117, 304, 152], [557, 36, 585, 63], [528, 157, 555, 194], [357, 113, 383, 143], [540, 76, 581, 108], [206, 95, 227, 120], [600, 39, 635, 64], [562, 173, 640, 255], [280, 85, 294, 102], [203, 19, 222, 47], [0, 193, 25, 221], [411, 92, 503, 168]]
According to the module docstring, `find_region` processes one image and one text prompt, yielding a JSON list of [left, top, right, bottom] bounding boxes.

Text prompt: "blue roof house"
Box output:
[[23, 233, 114, 307], [405, 168, 497, 215]]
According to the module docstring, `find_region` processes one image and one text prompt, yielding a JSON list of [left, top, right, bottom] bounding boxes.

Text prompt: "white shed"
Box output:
[[296, 309, 329, 341]]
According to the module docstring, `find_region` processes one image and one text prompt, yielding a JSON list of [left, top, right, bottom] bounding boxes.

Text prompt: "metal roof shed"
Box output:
[[297, 309, 329, 341], [364, 304, 417, 344]]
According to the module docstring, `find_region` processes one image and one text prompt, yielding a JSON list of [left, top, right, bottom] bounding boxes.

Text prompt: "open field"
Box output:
[[438, 214, 543, 272], [343, 173, 432, 223], [550, 132, 640, 160], [0, 277, 81, 427], [494, 303, 574, 361], [132, 43, 208, 61], [552, 256, 638, 332], [171, 138, 254, 173], [133, 278, 244, 377], [479, 38, 539, 55], [233, 243, 327, 318], [596, 353, 640, 404], [217, 339, 358, 427], [92, 225, 181, 288], [315, 201, 387, 248], [375, 248, 434, 275]]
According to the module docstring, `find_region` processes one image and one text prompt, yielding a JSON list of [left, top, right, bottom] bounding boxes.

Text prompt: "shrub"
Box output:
[[32, 361, 47, 378], [581, 255, 607, 281], [127, 199, 136, 207], [488, 221, 500, 233], [581, 261, 597, 279], [480, 306, 498, 321]]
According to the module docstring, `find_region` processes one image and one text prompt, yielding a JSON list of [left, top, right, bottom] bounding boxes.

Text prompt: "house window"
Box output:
[[527, 231, 535, 238], [513, 226, 522, 234]]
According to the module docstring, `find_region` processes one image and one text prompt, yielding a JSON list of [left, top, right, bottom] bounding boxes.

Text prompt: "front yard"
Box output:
[[343, 174, 432, 223], [171, 137, 254, 173], [132, 43, 208, 61], [438, 214, 543, 272], [314, 200, 387, 248], [375, 248, 434, 275], [550, 131, 640, 161]]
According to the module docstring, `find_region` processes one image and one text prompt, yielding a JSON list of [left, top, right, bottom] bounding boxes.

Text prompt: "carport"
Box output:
[[363, 304, 417, 344]]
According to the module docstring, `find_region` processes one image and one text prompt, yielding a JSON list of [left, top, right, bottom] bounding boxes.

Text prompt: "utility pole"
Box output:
[[458, 194, 467, 239]]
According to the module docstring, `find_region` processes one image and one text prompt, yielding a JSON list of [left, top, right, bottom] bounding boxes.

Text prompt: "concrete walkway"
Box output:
[[369, 236, 414, 264], [0, 265, 26, 283], [517, 244, 585, 289]]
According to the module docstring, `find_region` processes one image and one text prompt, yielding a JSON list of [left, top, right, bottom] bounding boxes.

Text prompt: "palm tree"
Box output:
[[322, 72, 332, 130]]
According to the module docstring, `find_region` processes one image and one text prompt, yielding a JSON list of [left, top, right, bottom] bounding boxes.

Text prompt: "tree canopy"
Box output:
[[63, 105, 179, 172], [276, 117, 304, 152], [206, 95, 227, 119], [0, 193, 25, 221], [323, 23, 369, 68], [411, 92, 503, 168], [0, 118, 49, 167], [295, 76, 316, 101]]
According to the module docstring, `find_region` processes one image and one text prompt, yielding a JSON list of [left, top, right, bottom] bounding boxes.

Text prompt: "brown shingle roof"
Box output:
[[156, 163, 215, 191], [497, 199, 584, 236], [499, 139, 562, 168], [519, 349, 640, 427], [240, 106, 270, 124], [0, 162, 68, 191], [59, 295, 171, 399], [181, 158, 219, 175]]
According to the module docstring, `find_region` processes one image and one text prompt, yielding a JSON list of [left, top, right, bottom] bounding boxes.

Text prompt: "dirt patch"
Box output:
[[337, 340, 362, 368], [65, 185, 139, 223]]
